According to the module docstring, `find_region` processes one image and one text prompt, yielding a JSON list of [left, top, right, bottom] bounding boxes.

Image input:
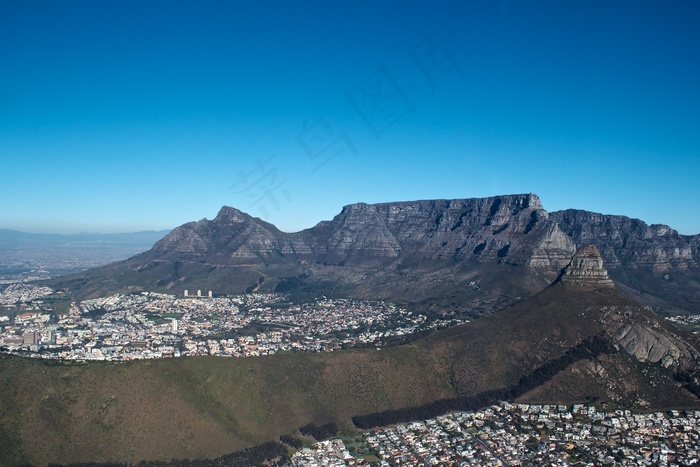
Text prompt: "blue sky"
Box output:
[[1, 1, 699, 235]]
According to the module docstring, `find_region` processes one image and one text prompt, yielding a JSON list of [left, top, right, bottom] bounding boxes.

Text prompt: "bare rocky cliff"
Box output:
[[551, 210, 698, 271], [149, 194, 574, 268], [306, 194, 573, 267], [51, 194, 700, 315], [558, 245, 615, 288], [551, 209, 700, 313]]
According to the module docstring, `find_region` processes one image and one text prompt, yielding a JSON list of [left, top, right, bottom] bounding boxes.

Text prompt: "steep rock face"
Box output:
[[148, 194, 566, 269], [551, 209, 700, 313], [307, 203, 403, 263], [303, 193, 569, 268], [528, 223, 577, 269], [551, 209, 698, 271], [559, 245, 615, 288], [615, 323, 684, 368]]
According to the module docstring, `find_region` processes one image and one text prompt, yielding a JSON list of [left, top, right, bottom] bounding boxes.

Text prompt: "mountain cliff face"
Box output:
[[551, 210, 698, 271], [558, 245, 615, 288], [551, 210, 700, 313], [151, 194, 570, 267], [305, 194, 573, 268], [51, 194, 700, 315]]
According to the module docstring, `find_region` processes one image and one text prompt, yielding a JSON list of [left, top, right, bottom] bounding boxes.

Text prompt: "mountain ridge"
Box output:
[[48, 194, 700, 315]]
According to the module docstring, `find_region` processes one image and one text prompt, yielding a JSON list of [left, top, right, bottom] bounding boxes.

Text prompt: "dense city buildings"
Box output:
[[0, 285, 461, 361], [293, 403, 700, 466]]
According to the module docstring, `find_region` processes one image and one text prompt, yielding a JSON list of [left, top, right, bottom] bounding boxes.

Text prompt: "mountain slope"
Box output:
[[421, 246, 699, 397], [47, 194, 700, 316], [552, 209, 700, 314], [47, 194, 575, 316], [7, 247, 700, 466]]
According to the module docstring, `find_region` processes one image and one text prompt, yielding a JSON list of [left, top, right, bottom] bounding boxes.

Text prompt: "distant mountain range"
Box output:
[[50, 193, 700, 315]]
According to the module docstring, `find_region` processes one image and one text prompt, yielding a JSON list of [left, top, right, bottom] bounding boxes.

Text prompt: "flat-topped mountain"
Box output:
[[150, 193, 568, 265], [49, 194, 700, 315]]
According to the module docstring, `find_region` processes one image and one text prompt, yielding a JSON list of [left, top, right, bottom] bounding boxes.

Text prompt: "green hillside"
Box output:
[[1, 283, 698, 466], [0, 344, 455, 466]]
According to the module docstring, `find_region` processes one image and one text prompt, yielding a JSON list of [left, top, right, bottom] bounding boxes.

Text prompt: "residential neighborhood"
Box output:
[[0, 285, 461, 361], [293, 403, 700, 466]]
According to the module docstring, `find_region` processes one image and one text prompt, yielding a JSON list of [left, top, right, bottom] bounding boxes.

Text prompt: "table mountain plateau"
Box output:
[[50, 193, 700, 316]]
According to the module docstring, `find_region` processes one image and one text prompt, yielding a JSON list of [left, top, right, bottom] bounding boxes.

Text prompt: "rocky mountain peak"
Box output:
[[214, 206, 252, 223], [523, 192, 542, 210], [559, 245, 615, 288]]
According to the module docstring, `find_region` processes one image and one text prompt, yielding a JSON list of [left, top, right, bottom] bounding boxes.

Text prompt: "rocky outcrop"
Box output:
[[528, 223, 577, 269], [615, 323, 684, 368], [559, 245, 615, 288], [602, 304, 700, 370], [552, 209, 700, 313]]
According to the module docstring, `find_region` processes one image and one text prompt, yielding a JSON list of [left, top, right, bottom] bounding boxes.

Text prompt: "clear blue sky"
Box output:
[[1, 0, 699, 235]]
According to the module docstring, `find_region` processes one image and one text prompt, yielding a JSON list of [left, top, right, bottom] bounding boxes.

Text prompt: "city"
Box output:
[[0, 283, 462, 361]]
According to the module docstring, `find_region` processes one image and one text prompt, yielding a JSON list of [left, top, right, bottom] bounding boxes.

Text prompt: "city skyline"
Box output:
[[2, 1, 699, 235]]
